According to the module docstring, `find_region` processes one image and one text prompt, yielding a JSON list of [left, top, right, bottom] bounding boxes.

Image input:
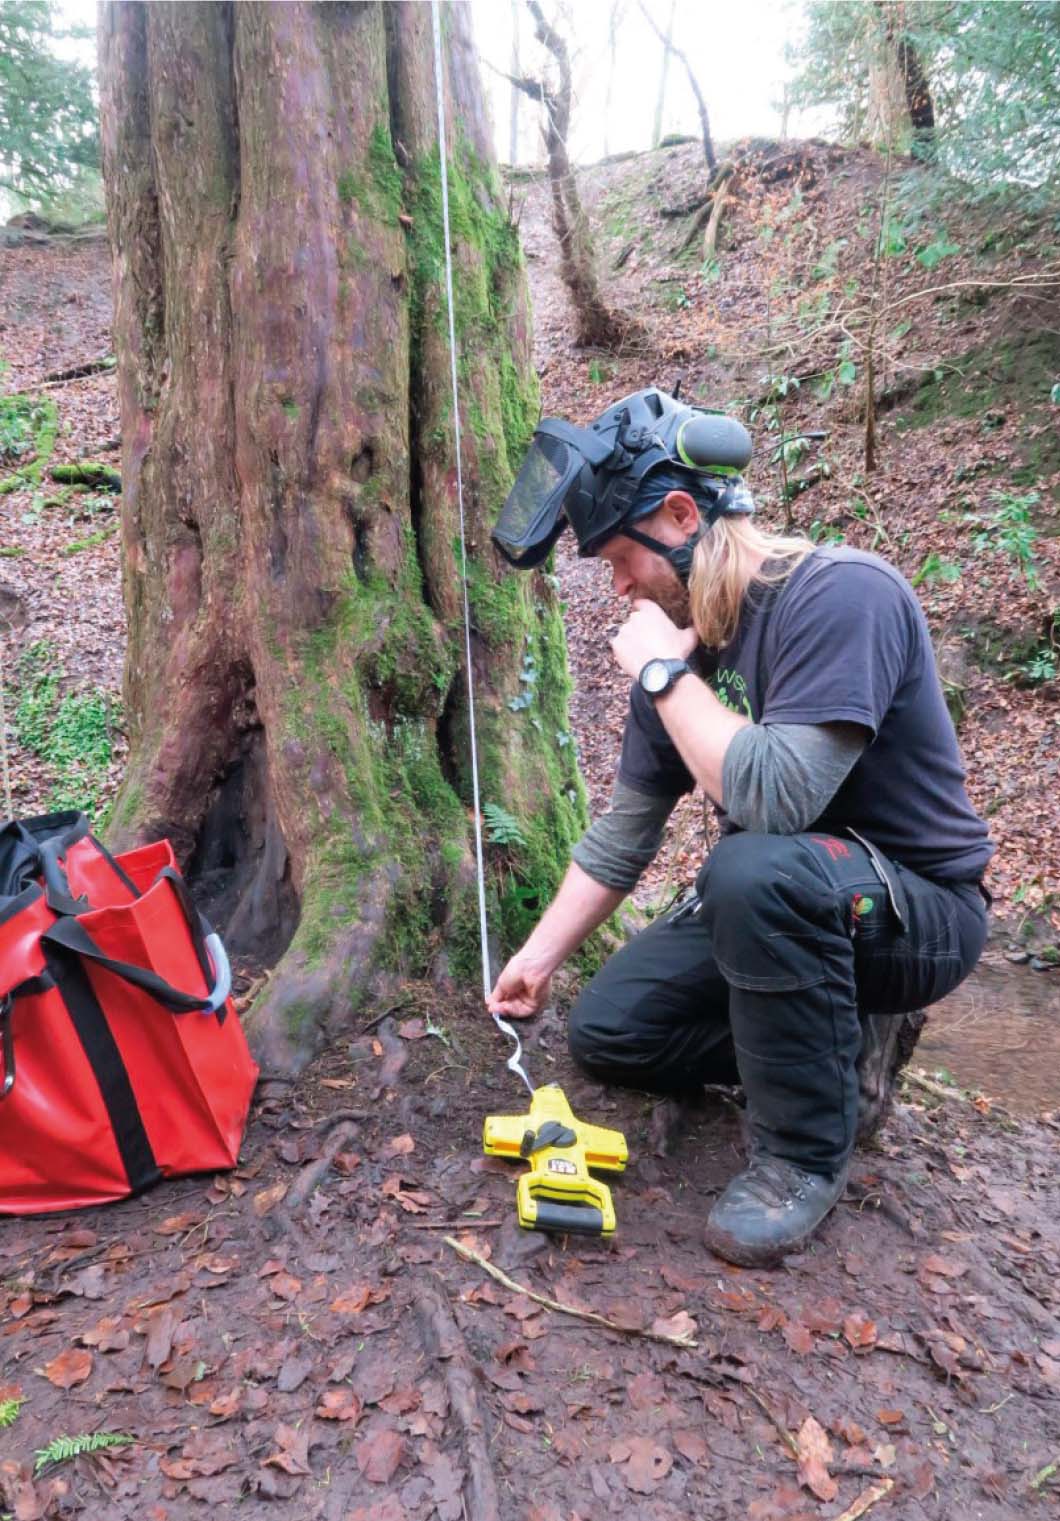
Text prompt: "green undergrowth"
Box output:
[[896, 330, 1060, 488], [0, 390, 58, 493], [13, 641, 119, 817]]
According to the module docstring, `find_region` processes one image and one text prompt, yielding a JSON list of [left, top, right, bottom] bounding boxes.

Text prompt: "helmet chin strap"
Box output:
[[620, 517, 713, 585]]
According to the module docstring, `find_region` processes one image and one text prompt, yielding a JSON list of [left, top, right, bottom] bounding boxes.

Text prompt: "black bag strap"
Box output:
[[35, 953, 161, 1194], [40, 869, 231, 1021]]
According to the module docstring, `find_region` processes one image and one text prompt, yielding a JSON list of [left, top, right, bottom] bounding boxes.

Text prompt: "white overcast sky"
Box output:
[[471, 0, 824, 164], [43, 0, 825, 178]]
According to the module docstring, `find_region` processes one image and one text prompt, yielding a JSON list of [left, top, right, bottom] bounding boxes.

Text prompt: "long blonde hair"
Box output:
[[689, 515, 814, 650]]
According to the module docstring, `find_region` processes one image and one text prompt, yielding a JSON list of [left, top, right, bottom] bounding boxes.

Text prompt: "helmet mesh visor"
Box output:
[[493, 434, 574, 556]]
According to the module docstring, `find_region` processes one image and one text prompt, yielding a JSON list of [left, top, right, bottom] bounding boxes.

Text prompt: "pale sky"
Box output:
[[470, 0, 822, 164], [32, 0, 825, 199]]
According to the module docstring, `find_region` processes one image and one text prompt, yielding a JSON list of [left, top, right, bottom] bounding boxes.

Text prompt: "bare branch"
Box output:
[[638, 0, 717, 171]]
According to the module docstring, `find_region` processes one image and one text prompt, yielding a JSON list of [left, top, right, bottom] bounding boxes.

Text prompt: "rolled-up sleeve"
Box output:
[[572, 779, 679, 891]]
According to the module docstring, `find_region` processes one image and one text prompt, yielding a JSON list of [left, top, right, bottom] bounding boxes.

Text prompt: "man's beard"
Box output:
[[637, 570, 691, 628]]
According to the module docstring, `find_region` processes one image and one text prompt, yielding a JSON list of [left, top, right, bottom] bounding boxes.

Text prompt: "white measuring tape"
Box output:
[[429, 0, 534, 1098]]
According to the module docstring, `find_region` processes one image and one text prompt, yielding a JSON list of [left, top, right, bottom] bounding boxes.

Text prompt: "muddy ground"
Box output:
[[2, 991, 1059, 1520]]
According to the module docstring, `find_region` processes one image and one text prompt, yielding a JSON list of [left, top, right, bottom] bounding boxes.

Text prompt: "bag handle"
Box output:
[[41, 871, 232, 1019]]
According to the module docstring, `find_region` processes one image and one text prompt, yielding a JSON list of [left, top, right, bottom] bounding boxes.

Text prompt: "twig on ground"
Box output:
[[310, 1107, 370, 1131], [409, 1219, 503, 1230], [834, 1479, 895, 1521], [444, 1235, 698, 1348], [285, 1121, 358, 1211], [744, 1387, 799, 1458], [413, 1275, 501, 1521], [358, 999, 412, 1035]]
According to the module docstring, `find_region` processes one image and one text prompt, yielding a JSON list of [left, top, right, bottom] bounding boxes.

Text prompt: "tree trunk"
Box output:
[[871, 1, 935, 157], [523, 0, 635, 350], [509, 0, 521, 165], [651, 0, 677, 149], [97, 0, 585, 1077]]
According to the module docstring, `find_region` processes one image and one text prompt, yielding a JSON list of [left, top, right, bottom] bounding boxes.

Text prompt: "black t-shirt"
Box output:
[[618, 547, 994, 883]]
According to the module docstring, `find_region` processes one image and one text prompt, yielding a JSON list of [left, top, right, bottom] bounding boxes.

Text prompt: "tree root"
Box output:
[[285, 1120, 358, 1210], [413, 1275, 501, 1521]]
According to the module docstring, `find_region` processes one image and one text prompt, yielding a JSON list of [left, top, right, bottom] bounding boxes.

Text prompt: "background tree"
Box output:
[[97, 0, 585, 1076], [0, 0, 99, 216], [791, 1, 1060, 195], [509, 0, 635, 348]]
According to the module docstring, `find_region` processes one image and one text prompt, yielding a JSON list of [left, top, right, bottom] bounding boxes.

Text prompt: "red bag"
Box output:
[[0, 812, 258, 1214]]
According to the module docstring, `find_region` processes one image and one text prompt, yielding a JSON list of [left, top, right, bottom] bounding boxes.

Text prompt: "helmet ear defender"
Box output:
[[492, 387, 754, 572]]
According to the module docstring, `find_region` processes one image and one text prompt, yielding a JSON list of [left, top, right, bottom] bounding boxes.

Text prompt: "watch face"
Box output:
[[640, 659, 671, 694]]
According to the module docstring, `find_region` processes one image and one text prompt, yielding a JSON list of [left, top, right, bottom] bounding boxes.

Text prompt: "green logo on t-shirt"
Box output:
[[712, 667, 755, 719]]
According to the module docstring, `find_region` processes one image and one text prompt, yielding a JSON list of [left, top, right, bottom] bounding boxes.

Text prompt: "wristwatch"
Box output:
[[638, 657, 692, 700]]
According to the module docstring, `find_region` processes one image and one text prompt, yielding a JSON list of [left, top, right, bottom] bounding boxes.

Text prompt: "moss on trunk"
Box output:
[[98, 0, 585, 1075]]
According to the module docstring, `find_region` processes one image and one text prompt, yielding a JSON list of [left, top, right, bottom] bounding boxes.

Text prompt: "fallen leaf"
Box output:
[[154, 1211, 202, 1236], [320, 1077, 354, 1089], [673, 1428, 710, 1465], [252, 1182, 289, 1217], [145, 1304, 179, 1369], [609, 1436, 673, 1494], [269, 1271, 302, 1302], [832, 1415, 867, 1446], [782, 1323, 814, 1355], [921, 1253, 968, 1278], [796, 1415, 837, 1503], [316, 1389, 364, 1422], [263, 1423, 310, 1476], [79, 1316, 129, 1353], [332, 1283, 391, 1314], [876, 1409, 905, 1425], [397, 1018, 427, 1040], [843, 1311, 878, 1350], [384, 1133, 415, 1157], [41, 1347, 92, 1388], [356, 1429, 404, 1483], [651, 1310, 697, 1341]]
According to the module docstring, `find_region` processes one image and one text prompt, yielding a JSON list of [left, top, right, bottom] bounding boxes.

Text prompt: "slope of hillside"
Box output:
[[513, 137, 1059, 954]]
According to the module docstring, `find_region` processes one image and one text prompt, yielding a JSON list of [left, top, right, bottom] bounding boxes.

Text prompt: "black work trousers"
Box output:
[[568, 830, 989, 1177]]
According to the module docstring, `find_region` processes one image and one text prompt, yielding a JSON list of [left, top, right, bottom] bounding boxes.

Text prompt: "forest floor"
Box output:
[[1, 141, 1060, 1519]]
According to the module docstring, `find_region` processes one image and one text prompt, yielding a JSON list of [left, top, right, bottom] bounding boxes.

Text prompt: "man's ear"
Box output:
[[662, 490, 701, 537]]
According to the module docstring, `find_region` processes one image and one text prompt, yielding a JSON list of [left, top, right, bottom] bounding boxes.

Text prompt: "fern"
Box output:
[[482, 802, 526, 849], [34, 1431, 134, 1473], [0, 1395, 25, 1428]]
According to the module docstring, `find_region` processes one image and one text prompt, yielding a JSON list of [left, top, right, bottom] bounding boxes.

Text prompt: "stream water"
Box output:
[[916, 954, 1060, 1114]]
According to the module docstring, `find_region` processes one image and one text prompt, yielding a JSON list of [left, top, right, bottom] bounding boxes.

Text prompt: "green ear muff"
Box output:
[[675, 413, 752, 473]]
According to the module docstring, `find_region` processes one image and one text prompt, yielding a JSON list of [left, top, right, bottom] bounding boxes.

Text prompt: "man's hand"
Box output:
[[487, 951, 553, 1020], [611, 598, 698, 680]]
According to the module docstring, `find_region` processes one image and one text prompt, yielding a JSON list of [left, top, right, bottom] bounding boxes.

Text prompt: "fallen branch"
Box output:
[[285, 1120, 358, 1210], [40, 357, 116, 387], [445, 1235, 698, 1348], [703, 178, 730, 260], [835, 1478, 895, 1520], [413, 1275, 501, 1521]]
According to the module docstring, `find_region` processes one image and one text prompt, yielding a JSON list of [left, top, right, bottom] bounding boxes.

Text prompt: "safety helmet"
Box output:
[[492, 387, 754, 575]]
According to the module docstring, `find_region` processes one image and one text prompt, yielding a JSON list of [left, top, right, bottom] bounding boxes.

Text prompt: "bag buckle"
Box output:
[[0, 995, 14, 1099]]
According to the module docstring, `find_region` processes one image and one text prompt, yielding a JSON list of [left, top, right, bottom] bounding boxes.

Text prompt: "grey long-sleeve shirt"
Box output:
[[572, 721, 867, 892]]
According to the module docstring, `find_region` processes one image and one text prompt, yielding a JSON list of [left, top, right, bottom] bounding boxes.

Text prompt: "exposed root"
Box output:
[[413, 1275, 501, 1521], [285, 1120, 358, 1211]]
